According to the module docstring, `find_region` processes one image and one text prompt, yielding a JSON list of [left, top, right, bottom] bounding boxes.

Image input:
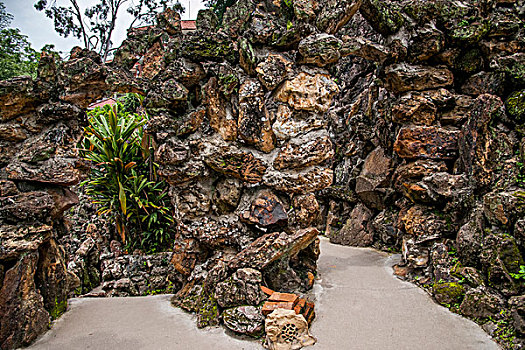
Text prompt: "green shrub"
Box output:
[[80, 97, 174, 253]]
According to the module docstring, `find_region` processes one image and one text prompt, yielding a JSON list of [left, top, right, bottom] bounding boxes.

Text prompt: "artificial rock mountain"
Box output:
[[2, 0, 525, 348]]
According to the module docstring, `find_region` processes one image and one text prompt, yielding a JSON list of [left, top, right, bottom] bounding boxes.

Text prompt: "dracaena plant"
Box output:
[[80, 96, 174, 253]]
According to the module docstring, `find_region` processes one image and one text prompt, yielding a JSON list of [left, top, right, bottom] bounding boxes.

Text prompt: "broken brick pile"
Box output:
[[261, 286, 315, 325]]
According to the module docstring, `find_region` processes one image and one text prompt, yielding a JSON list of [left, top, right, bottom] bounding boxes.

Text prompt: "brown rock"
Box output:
[[293, 194, 320, 228], [461, 71, 505, 96], [0, 123, 27, 142], [35, 239, 69, 320], [385, 64, 453, 94], [460, 287, 505, 319], [205, 149, 267, 184], [0, 252, 50, 350], [457, 94, 505, 189], [316, 0, 362, 34], [298, 34, 342, 67], [256, 53, 293, 91], [238, 79, 276, 153], [141, 41, 164, 80], [0, 224, 53, 260], [264, 167, 333, 194], [213, 178, 242, 214], [0, 191, 53, 224], [392, 92, 437, 126], [241, 191, 288, 229], [203, 77, 237, 141], [355, 147, 392, 210], [399, 205, 449, 238], [271, 104, 327, 141], [275, 72, 339, 113], [171, 235, 202, 276], [329, 203, 373, 247], [393, 126, 460, 160], [273, 133, 334, 170], [228, 228, 319, 271], [340, 36, 390, 63], [0, 77, 40, 122]]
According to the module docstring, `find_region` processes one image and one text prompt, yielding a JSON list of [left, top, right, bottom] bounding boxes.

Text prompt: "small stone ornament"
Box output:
[[264, 309, 316, 350]]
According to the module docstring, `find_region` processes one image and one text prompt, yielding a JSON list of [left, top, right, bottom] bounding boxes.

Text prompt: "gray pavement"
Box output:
[[27, 237, 499, 350]]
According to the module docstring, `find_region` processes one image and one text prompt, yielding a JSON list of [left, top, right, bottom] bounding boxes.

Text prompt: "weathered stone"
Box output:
[[171, 236, 202, 276], [394, 126, 459, 160], [156, 7, 181, 36], [392, 92, 437, 126], [275, 72, 339, 113], [316, 0, 361, 34], [481, 233, 524, 296], [402, 237, 430, 268], [0, 253, 50, 350], [204, 147, 267, 184], [241, 191, 288, 229], [273, 133, 333, 170], [355, 147, 392, 210], [238, 79, 276, 153], [170, 183, 211, 220], [271, 104, 327, 141], [256, 53, 293, 91], [408, 24, 445, 61], [264, 309, 316, 350], [212, 178, 242, 214], [433, 282, 465, 306], [221, 0, 256, 38], [457, 94, 506, 189], [384, 64, 453, 94], [222, 305, 265, 337], [340, 36, 389, 63], [154, 138, 189, 166], [228, 228, 319, 271], [506, 89, 525, 122], [0, 77, 40, 121], [370, 210, 398, 246], [264, 167, 333, 194], [180, 217, 242, 249], [0, 224, 53, 260], [329, 203, 373, 247], [493, 52, 525, 85], [483, 190, 524, 228], [359, 0, 404, 36], [457, 206, 485, 267], [399, 205, 450, 239], [37, 102, 83, 125], [6, 124, 82, 186], [509, 295, 525, 334], [181, 31, 237, 63], [293, 194, 320, 229], [203, 77, 237, 141], [298, 34, 342, 67], [215, 268, 264, 308], [460, 287, 505, 319], [0, 191, 53, 224], [196, 9, 218, 32], [36, 239, 69, 319], [163, 58, 206, 89], [461, 72, 505, 96]]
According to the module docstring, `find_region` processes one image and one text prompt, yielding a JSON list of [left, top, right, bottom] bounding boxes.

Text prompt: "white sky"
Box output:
[[3, 0, 206, 54]]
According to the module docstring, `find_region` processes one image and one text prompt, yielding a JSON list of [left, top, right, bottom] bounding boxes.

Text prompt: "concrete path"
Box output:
[[28, 238, 499, 350]]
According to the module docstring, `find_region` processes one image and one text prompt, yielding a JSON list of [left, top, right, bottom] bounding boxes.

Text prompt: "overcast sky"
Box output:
[[3, 0, 206, 54]]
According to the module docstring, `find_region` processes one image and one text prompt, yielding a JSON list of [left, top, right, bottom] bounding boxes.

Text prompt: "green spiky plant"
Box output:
[[80, 95, 174, 253]]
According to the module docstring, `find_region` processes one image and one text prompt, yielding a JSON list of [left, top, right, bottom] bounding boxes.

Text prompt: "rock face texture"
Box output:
[[2, 0, 525, 348]]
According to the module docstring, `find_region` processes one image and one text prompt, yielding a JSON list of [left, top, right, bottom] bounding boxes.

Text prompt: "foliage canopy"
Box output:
[[34, 0, 184, 60]]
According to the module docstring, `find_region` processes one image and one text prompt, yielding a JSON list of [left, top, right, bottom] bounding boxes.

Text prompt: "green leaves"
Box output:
[[81, 97, 174, 253]]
